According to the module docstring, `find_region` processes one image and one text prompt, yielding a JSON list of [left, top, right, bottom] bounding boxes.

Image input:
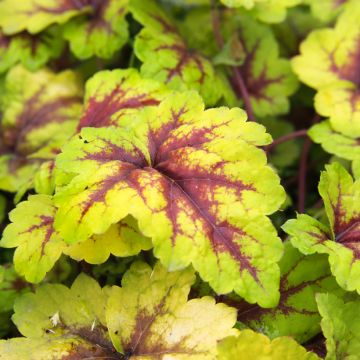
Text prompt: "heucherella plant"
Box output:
[[1, 0, 360, 358]]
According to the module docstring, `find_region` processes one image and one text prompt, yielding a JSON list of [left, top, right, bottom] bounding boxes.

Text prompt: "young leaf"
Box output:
[[293, 3, 360, 160], [237, 241, 345, 343], [1, 195, 152, 282], [106, 261, 238, 356], [130, 0, 226, 105], [54, 91, 285, 307], [283, 163, 360, 294], [223, 14, 298, 117], [78, 68, 168, 130], [0, 0, 91, 34], [316, 293, 360, 360], [62, 0, 129, 60], [0, 28, 64, 74], [217, 329, 319, 360], [0, 66, 83, 193]]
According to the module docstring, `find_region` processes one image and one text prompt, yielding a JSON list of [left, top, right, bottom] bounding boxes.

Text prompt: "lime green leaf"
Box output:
[[1, 195, 152, 282], [316, 293, 360, 360], [0, 336, 117, 360], [0, 28, 64, 73], [238, 241, 345, 343], [0, 0, 91, 34], [130, 0, 226, 105], [0, 66, 83, 193], [34, 161, 57, 195], [293, 3, 360, 159], [54, 92, 285, 307], [218, 329, 319, 360], [1, 195, 66, 283], [106, 261, 238, 356], [309, 121, 360, 161], [283, 163, 360, 293], [353, 159, 360, 179], [78, 68, 168, 129], [223, 14, 298, 117], [63, 0, 129, 60], [220, 0, 302, 23], [304, 0, 349, 22]]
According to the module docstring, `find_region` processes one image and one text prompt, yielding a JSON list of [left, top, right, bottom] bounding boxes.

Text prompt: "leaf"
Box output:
[[0, 336, 117, 360], [304, 0, 349, 22], [0, 0, 91, 34], [106, 261, 238, 356], [0, 65, 83, 193], [0, 194, 6, 225], [1, 195, 66, 283], [130, 0, 226, 106], [62, 0, 129, 60], [3, 273, 118, 358], [1, 195, 152, 282], [283, 163, 360, 293], [78, 68, 168, 130], [217, 329, 319, 360], [223, 13, 298, 117], [237, 241, 345, 343], [316, 293, 360, 360], [34, 161, 57, 195], [220, 0, 302, 23], [0, 28, 64, 74], [293, 3, 360, 159], [54, 91, 285, 306], [0, 265, 30, 314]]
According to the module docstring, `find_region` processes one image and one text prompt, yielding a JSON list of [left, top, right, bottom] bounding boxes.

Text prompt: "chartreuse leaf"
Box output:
[[130, 0, 225, 106], [63, 0, 129, 60], [78, 68, 168, 129], [1, 195, 151, 282], [0, 65, 83, 193], [283, 163, 360, 293], [223, 13, 298, 118], [293, 3, 360, 161], [0, 27, 64, 73], [106, 261, 238, 356], [0, 0, 91, 34], [316, 293, 360, 360], [0, 273, 118, 359], [34, 160, 57, 195], [237, 241, 345, 343], [220, 0, 302, 23], [54, 91, 285, 307], [217, 329, 319, 360], [304, 0, 349, 22]]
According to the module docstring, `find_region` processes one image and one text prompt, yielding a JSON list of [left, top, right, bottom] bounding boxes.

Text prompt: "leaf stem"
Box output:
[[265, 129, 308, 153], [210, 0, 256, 121]]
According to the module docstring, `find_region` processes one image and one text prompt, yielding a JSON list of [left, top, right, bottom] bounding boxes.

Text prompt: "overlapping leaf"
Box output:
[[78, 68, 168, 130], [54, 91, 285, 307], [293, 3, 360, 161], [283, 163, 360, 293], [316, 293, 360, 360], [220, 0, 302, 23], [0, 28, 64, 74], [0, 0, 91, 34], [237, 241, 344, 343], [62, 0, 129, 60], [0, 65, 83, 193], [107, 261, 238, 357], [217, 329, 319, 360], [1, 194, 151, 283], [222, 13, 298, 118], [130, 0, 226, 106], [1, 263, 238, 359]]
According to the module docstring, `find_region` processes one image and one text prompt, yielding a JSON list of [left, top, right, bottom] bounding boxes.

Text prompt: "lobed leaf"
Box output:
[[0, 66, 83, 193], [107, 261, 238, 357], [54, 91, 285, 307], [316, 293, 360, 360], [130, 0, 226, 106], [283, 163, 360, 294]]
